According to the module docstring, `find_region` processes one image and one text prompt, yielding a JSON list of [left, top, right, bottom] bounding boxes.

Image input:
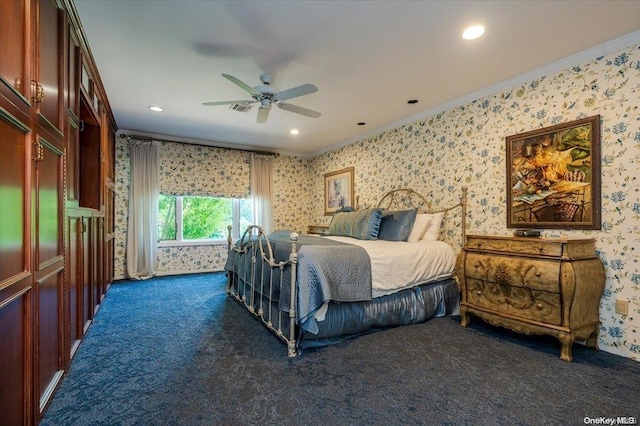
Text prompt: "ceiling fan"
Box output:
[[203, 73, 321, 123]]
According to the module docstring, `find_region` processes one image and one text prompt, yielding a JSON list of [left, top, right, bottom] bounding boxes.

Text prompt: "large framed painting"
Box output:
[[324, 167, 354, 215], [506, 115, 601, 230]]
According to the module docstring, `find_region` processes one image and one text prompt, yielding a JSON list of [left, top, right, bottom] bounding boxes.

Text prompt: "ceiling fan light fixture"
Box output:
[[290, 129, 299, 135], [148, 106, 163, 112], [462, 25, 485, 40]]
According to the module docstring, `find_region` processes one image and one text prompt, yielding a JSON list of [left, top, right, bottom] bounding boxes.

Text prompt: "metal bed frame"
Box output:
[[226, 186, 468, 357]]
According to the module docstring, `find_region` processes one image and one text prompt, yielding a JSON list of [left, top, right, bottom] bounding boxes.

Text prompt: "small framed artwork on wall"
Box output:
[[324, 167, 354, 215], [506, 115, 601, 230]]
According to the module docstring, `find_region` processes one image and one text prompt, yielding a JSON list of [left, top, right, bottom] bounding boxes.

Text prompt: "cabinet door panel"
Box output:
[[0, 116, 29, 282], [35, 138, 63, 265], [0, 291, 33, 426], [66, 216, 82, 356], [0, 0, 31, 109], [36, 0, 63, 135], [0, 94, 33, 426], [66, 23, 80, 118], [36, 268, 64, 412]]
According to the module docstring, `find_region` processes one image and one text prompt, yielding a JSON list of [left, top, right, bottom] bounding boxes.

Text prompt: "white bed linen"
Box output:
[[322, 236, 456, 298]]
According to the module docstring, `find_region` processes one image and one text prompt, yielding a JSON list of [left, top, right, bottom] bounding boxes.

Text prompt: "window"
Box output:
[[158, 195, 251, 245]]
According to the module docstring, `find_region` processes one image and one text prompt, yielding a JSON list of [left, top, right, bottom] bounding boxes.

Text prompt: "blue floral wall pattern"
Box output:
[[114, 41, 639, 361]]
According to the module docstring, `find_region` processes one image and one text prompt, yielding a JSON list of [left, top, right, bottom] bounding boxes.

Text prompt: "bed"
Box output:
[[224, 187, 468, 356]]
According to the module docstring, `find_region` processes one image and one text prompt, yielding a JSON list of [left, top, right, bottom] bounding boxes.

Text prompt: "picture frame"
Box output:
[[506, 115, 601, 230], [324, 167, 354, 215]]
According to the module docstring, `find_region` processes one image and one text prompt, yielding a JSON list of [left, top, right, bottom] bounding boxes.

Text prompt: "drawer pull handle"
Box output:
[[536, 303, 543, 310], [538, 246, 544, 252], [474, 262, 480, 268], [475, 290, 482, 296], [535, 271, 541, 277]]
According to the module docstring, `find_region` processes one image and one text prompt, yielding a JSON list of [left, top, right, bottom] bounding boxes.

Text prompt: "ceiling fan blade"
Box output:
[[256, 107, 270, 123], [222, 73, 261, 97], [277, 102, 321, 118], [277, 83, 318, 101], [202, 100, 254, 106]]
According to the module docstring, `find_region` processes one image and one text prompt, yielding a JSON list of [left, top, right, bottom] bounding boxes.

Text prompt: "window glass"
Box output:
[[158, 195, 248, 243], [182, 196, 232, 240], [239, 198, 252, 235], [158, 194, 176, 240]]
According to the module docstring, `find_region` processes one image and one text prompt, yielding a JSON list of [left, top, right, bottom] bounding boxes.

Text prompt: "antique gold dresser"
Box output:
[[456, 235, 605, 361]]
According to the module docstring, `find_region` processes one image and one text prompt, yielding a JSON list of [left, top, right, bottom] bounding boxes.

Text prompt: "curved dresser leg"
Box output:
[[558, 333, 574, 362], [585, 328, 599, 350], [460, 307, 470, 327]]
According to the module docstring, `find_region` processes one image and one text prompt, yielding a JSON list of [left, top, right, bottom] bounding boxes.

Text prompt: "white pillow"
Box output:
[[420, 212, 444, 241], [407, 213, 432, 242]]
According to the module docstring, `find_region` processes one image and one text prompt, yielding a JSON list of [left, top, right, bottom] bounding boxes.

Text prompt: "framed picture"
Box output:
[[506, 115, 601, 230], [324, 167, 354, 215]]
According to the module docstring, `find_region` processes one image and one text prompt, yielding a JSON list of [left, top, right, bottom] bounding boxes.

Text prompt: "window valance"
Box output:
[[157, 141, 250, 198]]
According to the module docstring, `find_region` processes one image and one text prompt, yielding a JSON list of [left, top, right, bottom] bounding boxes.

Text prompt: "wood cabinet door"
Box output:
[[0, 107, 34, 426], [0, 0, 32, 114], [65, 215, 82, 359], [32, 135, 65, 417], [34, 0, 63, 137]]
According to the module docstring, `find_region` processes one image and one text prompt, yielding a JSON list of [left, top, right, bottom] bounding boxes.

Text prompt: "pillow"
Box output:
[[421, 212, 444, 241], [378, 209, 417, 241], [327, 209, 382, 240], [407, 213, 433, 243]]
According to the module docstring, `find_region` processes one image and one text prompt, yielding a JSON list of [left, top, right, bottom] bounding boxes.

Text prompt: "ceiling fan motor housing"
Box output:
[[230, 103, 252, 112]]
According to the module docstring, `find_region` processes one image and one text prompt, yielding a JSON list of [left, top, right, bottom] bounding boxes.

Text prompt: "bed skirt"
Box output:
[[226, 272, 460, 352]]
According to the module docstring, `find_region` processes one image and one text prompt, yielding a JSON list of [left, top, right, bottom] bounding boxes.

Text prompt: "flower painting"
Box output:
[[506, 116, 601, 229]]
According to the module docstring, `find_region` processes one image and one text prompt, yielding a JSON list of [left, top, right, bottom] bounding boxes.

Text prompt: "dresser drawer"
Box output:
[[465, 278, 561, 325], [464, 252, 560, 293], [465, 236, 563, 256]]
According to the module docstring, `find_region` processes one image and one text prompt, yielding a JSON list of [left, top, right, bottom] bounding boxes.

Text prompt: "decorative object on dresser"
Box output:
[[307, 225, 329, 235], [456, 235, 605, 362], [506, 115, 601, 230]]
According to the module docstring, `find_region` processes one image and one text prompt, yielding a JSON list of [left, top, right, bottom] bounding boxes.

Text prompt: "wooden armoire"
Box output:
[[0, 1, 116, 423]]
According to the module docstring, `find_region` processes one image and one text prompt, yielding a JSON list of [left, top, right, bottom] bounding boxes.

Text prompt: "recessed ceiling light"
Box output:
[[463, 25, 485, 40], [407, 100, 418, 104], [149, 106, 163, 112], [290, 129, 299, 135], [357, 122, 366, 126]]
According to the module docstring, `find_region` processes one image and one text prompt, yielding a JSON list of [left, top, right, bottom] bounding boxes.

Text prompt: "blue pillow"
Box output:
[[327, 209, 382, 240], [377, 209, 418, 241]]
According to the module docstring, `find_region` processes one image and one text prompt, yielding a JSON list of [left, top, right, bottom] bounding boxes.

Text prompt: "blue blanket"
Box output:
[[226, 231, 372, 334]]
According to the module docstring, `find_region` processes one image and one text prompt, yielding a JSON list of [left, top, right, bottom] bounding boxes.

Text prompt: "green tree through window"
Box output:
[[158, 195, 251, 242]]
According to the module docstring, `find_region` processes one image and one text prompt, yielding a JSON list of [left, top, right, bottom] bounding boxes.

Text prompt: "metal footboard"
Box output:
[[226, 225, 300, 357]]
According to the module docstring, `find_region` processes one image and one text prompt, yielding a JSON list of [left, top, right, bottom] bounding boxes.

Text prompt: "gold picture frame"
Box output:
[[506, 115, 601, 230], [324, 167, 354, 215]]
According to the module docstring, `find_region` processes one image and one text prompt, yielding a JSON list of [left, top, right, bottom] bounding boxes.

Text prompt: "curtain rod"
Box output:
[[119, 133, 279, 157]]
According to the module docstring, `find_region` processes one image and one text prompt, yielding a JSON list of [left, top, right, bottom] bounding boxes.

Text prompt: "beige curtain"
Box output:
[[250, 154, 273, 234], [126, 140, 160, 279]]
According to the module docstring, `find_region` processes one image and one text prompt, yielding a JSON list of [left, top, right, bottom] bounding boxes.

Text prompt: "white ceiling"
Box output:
[[73, 0, 640, 156]]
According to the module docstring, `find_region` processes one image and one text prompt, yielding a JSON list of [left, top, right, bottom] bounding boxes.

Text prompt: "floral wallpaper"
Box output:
[[114, 41, 639, 361]]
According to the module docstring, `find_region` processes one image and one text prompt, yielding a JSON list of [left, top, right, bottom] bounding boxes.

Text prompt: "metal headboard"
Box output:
[[376, 187, 468, 246]]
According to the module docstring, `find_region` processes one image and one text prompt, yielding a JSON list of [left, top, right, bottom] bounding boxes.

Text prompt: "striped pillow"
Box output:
[[327, 209, 382, 240]]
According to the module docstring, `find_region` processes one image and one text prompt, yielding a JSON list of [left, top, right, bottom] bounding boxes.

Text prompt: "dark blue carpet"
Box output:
[[41, 272, 640, 425]]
